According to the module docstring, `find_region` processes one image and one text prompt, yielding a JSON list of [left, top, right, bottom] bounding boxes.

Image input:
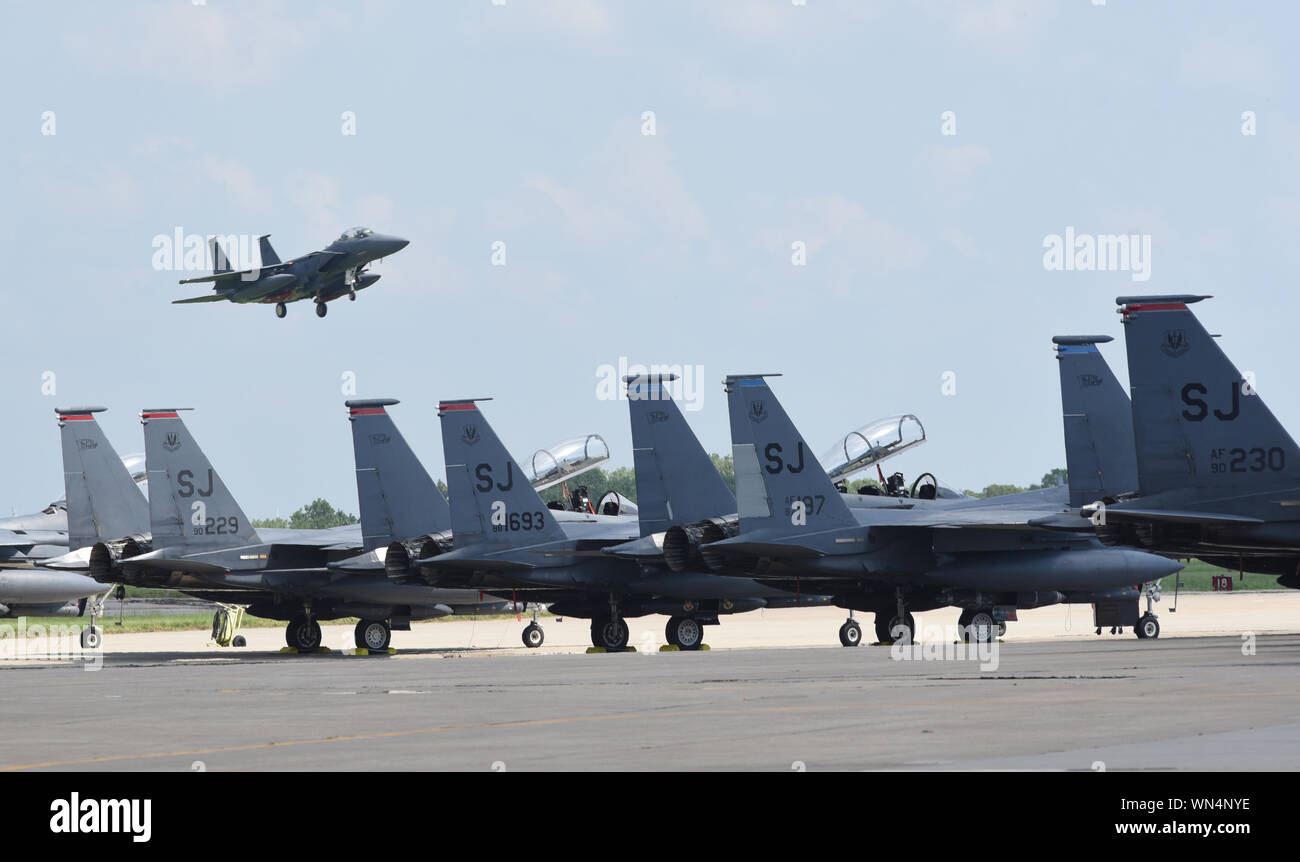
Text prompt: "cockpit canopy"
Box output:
[[525, 434, 611, 491], [338, 227, 374, 241], [821, 414, 926, 482]]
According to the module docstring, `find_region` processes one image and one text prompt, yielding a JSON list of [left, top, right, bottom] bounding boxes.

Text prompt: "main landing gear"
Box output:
[[957, 608, 1001, 643], [666, 616, 704, 650], [315, 301, 328, 318], [1134, 581, 1162, 640], [354, 619, 392, 651], [521, 601, 545, 648], [285, 615, 323, 651], [839, 611, 862, 647], [275, 301, 287, 318], [875, 591, 915, 644], [590, 616, 630, 650]]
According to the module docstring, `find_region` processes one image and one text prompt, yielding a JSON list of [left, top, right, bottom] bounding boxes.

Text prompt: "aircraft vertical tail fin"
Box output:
[[1118, 295, 1300, 496], [626, 374, 735, 537], [210, 237, 233, 274], [257, 235, 280, 266], [141, 410, 259, 549], [438, 400, 567, 549], [1052, 336, 1139, 507], [347, 399, 449, 551], [57, 407, 149, 549], [724, 375, 856, 533]]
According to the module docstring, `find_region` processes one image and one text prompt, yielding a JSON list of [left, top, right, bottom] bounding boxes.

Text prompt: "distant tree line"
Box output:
[[258, 464, 1068, 522]]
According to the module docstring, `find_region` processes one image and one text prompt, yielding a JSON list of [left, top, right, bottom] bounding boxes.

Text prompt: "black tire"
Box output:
[[522, 623, 544, 648], [876, 611, 915, 644], [315, 302, 328, 318], [286, 618, 322, 651], [231, 635, 247, 648], [590, 617, 629, 650], [838, 619, 862, 647], [957, 608, 974, 628], [669, 616, 704, 650], [275, 302, 287, 318], [355, 619, 391, 651], [1137, 615, 1160, 640], [967, 610, 997, 643], [80, 626, 101, 650]]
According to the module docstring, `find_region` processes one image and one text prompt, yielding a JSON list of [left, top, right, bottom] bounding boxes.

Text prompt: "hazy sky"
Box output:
[[4, 1, 1298, 517]]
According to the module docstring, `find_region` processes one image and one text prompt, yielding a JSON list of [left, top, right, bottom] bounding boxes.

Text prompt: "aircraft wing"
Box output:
[[178, 269, 264, 285], [0, 530, 68, 548], [172, 292, 234, 304]]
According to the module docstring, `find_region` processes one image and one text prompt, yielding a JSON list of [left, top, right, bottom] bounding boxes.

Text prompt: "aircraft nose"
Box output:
[[373, 235, 409, 257]]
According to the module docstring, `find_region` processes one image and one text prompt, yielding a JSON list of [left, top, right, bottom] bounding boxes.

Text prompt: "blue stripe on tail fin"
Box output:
[[626, 374, 735, 537], [1052, 336, 1139, 507]]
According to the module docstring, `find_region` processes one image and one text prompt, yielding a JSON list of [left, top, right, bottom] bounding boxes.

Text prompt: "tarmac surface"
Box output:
[[1, 593, 1297, 771]]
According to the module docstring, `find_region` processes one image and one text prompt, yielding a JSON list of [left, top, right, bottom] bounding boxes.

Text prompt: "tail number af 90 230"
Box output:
[[489, 500, 545, 532], [1209, 447, 1285, 473]]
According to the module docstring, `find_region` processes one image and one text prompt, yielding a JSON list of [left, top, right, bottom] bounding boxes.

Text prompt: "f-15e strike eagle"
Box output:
[[173, 228, 408, 319]]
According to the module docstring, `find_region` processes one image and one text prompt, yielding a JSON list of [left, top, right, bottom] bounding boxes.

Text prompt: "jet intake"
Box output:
[[385, 531, 453, 582], [88, 535, 151, 582], [663, 515, 739, 573]]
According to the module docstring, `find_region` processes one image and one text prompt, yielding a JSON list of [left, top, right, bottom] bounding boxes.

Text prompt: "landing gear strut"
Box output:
[[79, 586, 111, 650], [274, 301, 287, 318], [354, 619, 392, 651], [1134, 581, 1162, 640]]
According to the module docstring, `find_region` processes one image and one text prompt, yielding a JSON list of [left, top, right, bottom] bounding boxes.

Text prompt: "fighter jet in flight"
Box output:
[[173, 228, 408, 319]]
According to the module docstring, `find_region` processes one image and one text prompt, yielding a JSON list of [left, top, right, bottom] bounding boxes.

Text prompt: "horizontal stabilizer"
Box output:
[[172, 292, 234, 304], [414, 554, 535, 572], [121, 555, 231, 576], [1083, 506, 1265, 526]]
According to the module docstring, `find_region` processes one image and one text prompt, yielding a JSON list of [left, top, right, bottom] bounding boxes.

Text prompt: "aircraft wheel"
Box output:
[[355, 619, 391, 651], [315, 302, 328, 318], [231, 635, 247, 648], [838, 619, 862, 647], [876, 611, 915, 644], [275, 302, 287, 318], [966, 610, 997, 643], [1136, 614, 1160, 640], [522, 623, 545, 648], [590, 617, 629, 650], [348, 291, 357, 301], [667, 616, 703, 650], [79, 625, 101, 650], [286, 618, 322, 651]]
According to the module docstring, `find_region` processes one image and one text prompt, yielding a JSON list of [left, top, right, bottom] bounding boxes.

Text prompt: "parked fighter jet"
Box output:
[[389, 397, 826, 650], [173, 228, 408, 319], [1083, 295, 1300, 589], [693, 375, 1182, 643]]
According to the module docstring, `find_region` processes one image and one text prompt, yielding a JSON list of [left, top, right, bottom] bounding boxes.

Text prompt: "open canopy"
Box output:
[[820, 414, 927, 482], [525, 434, 611, 491]]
